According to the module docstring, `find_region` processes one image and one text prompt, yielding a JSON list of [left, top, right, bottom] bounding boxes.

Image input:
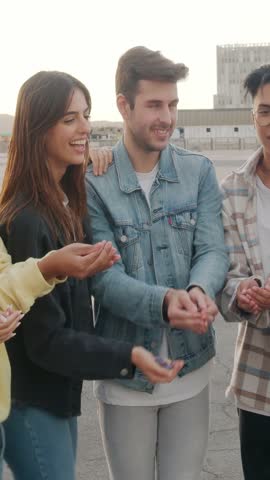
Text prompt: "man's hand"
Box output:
[[188, 287, 218, 332], [131, 346, 184, 384], [164, 289, 209, 334], [236, 278, 261, 314], [38, 241, 120, 281], [243, 277, 270, 313], [0, 307, 23, 343], [89, 147, 113, 176]]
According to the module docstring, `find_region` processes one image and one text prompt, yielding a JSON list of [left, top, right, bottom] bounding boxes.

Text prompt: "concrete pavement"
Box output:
[[201, 316, 243, 480]]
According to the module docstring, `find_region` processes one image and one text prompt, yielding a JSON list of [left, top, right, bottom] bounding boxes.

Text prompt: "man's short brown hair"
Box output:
[[115, 46, 189, 108]]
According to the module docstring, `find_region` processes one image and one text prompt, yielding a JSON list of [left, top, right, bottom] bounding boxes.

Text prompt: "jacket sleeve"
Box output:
[[0, 236, 65, 313], [86, 181, 169, 329], [217, 188, 269, 328], [4, 212, 134, 380], [187, 160, 229, 299]]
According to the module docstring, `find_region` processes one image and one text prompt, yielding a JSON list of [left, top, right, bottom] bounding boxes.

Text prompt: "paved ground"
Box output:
[[3, 315, 244, 479]]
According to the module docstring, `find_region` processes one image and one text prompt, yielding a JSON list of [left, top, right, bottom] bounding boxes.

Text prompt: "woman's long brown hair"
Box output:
[[0, 71, 91, 243]]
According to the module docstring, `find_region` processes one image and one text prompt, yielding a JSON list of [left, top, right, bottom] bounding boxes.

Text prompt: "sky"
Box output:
[[1, 0, 270, 121]]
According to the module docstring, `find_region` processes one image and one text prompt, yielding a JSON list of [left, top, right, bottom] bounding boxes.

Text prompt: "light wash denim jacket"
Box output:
[[85, 140, 229, 392]]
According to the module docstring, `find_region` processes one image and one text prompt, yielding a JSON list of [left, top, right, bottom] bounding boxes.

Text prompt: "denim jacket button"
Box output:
[[190, 219, 196, 225], [120, 235, 128, 243], [120, 368, 129, 377]]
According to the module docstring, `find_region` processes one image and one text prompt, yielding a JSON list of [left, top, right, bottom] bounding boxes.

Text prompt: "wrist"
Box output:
[[131, 346, 143, 365], [38, 252, 64, 282], [163, 289, 174, 323]]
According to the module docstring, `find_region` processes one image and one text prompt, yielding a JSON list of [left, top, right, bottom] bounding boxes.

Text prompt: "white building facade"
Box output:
[[214, 43, 270, 109], [175, 108, 259, 151]]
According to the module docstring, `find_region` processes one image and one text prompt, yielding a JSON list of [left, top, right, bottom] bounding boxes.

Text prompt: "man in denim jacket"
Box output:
[[85, 46, 229, 480]]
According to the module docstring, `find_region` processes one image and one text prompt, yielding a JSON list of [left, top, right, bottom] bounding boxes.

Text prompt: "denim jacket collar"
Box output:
[[113, 139, 179, 194]]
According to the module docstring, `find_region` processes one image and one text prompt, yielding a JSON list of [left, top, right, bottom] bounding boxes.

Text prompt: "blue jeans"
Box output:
[[3, 406, 77, 480], [0, 423, 5, 480]]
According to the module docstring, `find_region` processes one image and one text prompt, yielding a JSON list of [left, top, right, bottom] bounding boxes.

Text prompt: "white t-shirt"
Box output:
[[94, 164, 211, 406], [236, 175, 270, 416], [256, 175, 270, 279]]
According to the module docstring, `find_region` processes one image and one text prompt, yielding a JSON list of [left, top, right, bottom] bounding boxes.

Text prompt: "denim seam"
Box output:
[[0, 423, 5, 461], [23, 415, 49, 480]]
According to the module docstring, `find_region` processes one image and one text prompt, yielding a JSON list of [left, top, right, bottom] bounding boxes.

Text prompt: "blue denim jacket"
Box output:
[[86, 140, 229, 392]]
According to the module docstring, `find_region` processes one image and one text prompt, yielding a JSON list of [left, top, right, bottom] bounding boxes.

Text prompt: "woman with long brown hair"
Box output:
[[0, 71, 182, 480]]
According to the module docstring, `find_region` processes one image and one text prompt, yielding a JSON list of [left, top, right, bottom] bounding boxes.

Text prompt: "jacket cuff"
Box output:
[[186, 284, 206, 294], [112, 342, 135, 379], [150, 286, 170, 326]]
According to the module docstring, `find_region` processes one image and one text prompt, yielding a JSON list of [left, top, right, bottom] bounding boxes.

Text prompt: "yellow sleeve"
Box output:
[[0, 237, 12, 272], [0, 238, 65, 313]]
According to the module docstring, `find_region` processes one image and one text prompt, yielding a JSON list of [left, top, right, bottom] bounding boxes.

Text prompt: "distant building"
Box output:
[[176, 108, 259, 151], [214, 43, 270, 109], [90, 125, 122, 147]]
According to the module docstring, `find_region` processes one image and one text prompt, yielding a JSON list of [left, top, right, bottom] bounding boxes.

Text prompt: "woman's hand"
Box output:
[[89, 147, 113, 176], [83, 241, 120, 276], [131, 346, 184, 384], [38, 241, 120, 281], [0, 307, 23, 343]]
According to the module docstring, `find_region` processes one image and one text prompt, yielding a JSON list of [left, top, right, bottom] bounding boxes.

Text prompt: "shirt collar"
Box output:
[[113, 139, 179, 193]]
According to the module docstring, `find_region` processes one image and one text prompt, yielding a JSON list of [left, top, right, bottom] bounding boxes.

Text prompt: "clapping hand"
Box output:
[[236, 278, 262, 314], [164, 287, 218, 335], [242, 277, 270, 314], [188, 287, 218, 333]]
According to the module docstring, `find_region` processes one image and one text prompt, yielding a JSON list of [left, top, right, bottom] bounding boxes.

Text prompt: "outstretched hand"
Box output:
[[38, 241, 120, 281], [131, 346, 184, 384]]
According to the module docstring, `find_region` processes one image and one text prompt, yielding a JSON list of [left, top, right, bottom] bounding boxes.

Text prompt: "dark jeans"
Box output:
[[4, 406, 77, 480], [239, 408, 270, 480], [0, 423, 4, 480]]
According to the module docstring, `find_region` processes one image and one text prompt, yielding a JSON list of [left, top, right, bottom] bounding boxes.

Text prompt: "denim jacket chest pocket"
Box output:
[[169, 210, 197, 256], [115, 225, 144, 274]]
